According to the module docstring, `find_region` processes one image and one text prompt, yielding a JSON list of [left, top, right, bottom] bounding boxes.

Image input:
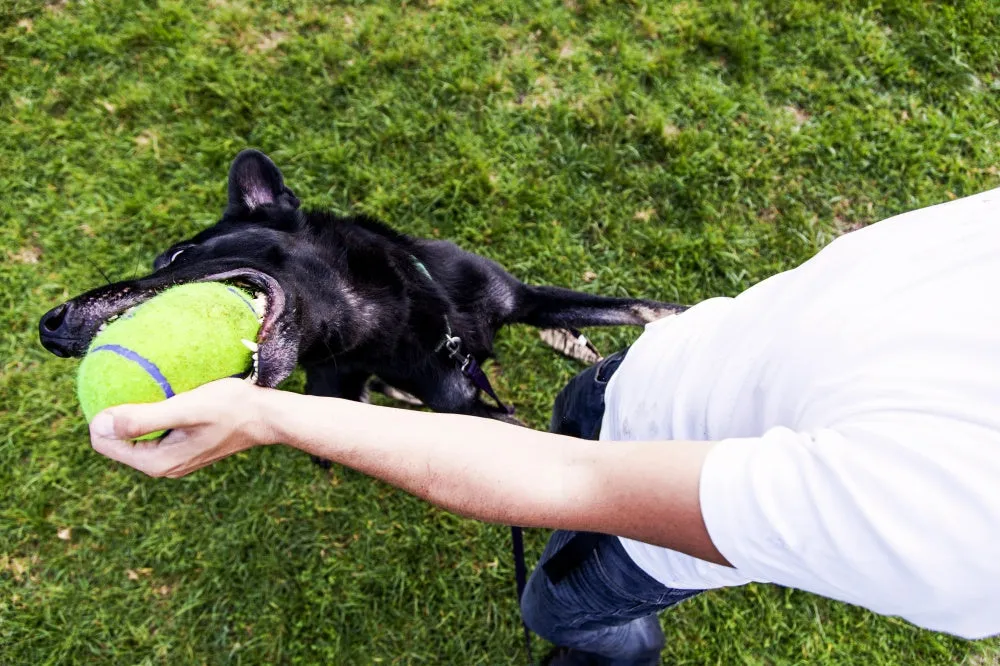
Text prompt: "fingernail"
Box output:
[[91, 412, 116, 439]]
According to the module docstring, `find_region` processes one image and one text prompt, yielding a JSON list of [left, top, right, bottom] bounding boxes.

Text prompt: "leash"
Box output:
[[411, 255, 531, 663], [413, 255, 513, 414], [434, 316, 514, 414], [511, 526, 535, 665], [437, 325, 533, 664]]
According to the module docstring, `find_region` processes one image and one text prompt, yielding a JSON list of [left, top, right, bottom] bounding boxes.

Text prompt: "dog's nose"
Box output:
[[41, 302, 69, 333], [39, 302, 77, 357]]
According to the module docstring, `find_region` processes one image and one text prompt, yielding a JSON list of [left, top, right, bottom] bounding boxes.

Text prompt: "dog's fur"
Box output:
[[39, 150, 685, 419]]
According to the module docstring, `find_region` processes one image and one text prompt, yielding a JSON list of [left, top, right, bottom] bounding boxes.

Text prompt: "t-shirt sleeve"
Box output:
[[699, 427, 860, 596], [698, 423, 1000, 637]]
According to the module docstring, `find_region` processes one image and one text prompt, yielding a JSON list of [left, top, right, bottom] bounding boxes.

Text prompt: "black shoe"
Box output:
[[541, 645, 662, 666], [541, 647, 602, 666]]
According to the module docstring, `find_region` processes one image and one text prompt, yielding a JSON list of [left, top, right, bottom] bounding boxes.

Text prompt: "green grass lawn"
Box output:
[[2, 0, 1000, 663]]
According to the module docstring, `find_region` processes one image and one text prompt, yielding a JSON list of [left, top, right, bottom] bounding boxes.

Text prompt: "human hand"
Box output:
[[89, 378, 275, 478]]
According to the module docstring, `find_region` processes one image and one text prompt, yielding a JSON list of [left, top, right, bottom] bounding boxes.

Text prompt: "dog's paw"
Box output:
[[310, 455, 333, 470], [539, 328, 602, 365], [495, 412, 528, 428], [366, 378, 424, 406]]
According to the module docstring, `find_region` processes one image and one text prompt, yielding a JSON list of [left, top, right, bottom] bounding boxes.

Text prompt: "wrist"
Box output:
[[246, 384, 285, 446]]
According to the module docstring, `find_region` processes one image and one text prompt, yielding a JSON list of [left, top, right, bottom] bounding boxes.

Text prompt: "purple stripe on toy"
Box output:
[[226, 286, 259, 316], [91, 344, 175, 398]]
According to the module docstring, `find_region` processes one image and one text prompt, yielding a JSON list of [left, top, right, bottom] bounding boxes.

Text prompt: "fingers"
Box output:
[[90, 432, 162, 474], [91, 397, 204, 443], [90, 378, 250, 442]]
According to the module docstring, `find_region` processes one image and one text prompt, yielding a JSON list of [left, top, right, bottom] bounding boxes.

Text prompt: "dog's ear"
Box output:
[[226, 149, 300, 215]]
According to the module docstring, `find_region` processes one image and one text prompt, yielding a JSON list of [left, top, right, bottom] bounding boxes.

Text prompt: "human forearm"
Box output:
[[262, 390, 611, 525], [259, 389, 729, 564]]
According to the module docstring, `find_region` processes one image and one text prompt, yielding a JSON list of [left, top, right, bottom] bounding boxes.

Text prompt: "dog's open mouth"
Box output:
[[197, 268, 286, 385], [91, 268, 289, 386]]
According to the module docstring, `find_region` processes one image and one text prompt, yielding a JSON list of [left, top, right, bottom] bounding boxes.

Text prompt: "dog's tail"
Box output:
[[512, 285, 687, 329]]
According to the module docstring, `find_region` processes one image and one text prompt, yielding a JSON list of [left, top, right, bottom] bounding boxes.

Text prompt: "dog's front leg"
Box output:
[[304, 364, 370, 401]]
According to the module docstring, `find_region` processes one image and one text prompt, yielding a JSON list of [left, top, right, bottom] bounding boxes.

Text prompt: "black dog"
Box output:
[[39, 150, 684, 422]]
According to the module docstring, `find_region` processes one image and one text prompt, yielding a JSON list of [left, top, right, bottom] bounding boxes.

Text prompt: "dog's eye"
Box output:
[[168, 249, 186, 264]]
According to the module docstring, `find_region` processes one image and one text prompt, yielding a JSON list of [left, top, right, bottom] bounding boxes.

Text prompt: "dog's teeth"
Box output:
[[246, 358, 259, 384], [252, 293, 268, 318], [246, 349, 261, 385], [241, 339, 259, 352]]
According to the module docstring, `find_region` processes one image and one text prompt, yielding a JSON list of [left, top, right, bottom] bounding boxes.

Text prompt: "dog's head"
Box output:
[[39, 150, 331, 387]]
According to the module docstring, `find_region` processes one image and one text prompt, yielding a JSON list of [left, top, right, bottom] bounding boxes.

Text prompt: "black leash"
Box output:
[[437, 325, 532, 661], [437, 324, 514, 415], [511, 526, 534, 665], [411, 255, 536, 663]]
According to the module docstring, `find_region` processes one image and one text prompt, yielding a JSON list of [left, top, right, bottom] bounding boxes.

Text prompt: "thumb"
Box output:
[[91, 395, 207, 441]]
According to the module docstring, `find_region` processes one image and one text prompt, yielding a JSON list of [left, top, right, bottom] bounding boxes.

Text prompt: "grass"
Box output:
[[2, 0, 1000, 663]]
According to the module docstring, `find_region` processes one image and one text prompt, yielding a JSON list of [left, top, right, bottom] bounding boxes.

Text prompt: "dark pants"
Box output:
[[520, 350, 703, 665]]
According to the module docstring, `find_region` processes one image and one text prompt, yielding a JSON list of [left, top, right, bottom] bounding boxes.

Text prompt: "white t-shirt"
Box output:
[[602, 187, 1000, 639]]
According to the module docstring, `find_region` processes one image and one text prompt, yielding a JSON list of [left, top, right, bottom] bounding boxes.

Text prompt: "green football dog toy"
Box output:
[[77, 282, 263, 440]]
